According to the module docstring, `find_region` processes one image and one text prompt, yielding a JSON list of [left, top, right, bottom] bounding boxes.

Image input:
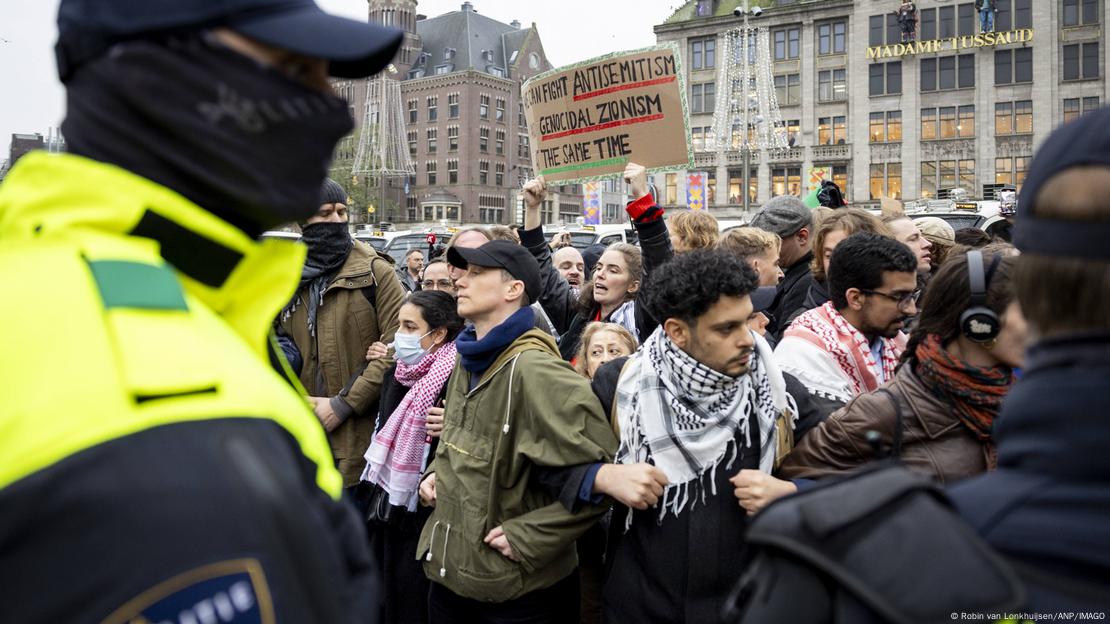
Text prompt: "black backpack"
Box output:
[[724, 464, 1026, 624]]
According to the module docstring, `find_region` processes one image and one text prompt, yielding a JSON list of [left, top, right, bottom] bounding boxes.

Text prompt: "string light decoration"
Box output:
[[713, 26, 791, 157], [352, 73, 415, 180]]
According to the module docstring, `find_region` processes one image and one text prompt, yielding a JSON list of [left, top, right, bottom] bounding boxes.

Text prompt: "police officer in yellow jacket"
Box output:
[[0, 1, 402, 622]]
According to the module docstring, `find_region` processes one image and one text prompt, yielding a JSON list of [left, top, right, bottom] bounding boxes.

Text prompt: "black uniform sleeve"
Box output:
[[630, 217, 673, 344], [520, 225, 579, 334]]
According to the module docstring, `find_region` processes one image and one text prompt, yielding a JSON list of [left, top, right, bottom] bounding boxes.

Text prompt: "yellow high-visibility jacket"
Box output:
[[0, 152, 374, 623]]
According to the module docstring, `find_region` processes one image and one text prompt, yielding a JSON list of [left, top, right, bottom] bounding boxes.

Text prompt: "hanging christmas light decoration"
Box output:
[[713, 26, 791, 156], [352, 73, 415, 180]]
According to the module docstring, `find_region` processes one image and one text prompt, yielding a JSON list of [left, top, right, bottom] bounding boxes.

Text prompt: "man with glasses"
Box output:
[[774, 233, 919, 415], [422, 258, 458, 297]]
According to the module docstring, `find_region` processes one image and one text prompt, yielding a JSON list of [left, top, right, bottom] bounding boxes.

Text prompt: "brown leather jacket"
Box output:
[[779, 364, 991, 484]]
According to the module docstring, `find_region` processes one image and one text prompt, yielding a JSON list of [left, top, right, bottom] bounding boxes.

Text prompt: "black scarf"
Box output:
[[281, 222, 353, 337], [62, 34, 354, 237]]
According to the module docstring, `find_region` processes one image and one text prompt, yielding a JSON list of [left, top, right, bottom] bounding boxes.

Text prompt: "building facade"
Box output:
[[654, 0, 1109, 217], [334, 1, 586, 227]]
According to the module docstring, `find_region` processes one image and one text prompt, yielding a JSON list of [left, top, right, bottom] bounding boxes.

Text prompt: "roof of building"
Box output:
[[411, 4, 533, 79], [663, 0, 840, 25]]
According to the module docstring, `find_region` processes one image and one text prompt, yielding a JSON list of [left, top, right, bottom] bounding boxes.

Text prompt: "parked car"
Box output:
[[544, 223, 637, 249]]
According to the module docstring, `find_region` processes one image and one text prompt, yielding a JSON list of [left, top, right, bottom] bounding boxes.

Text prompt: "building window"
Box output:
[[774, 27, 800, 60], [518, 102, 526, 128], [690, 37, 716, 70], [939, 107, 957, 139], [496, 98, 506, 123], [871, 14, 902, 46], [408, 130, 417, 157], [518, 134, 530, 158], [818, 20, 847, 55], [479, 127, 490, 153], [691, 82, 716, 113], [775, 73, 801, 105], [869, 163, 902, 200], [958, 55, 975, 89], [427, 96, 438, 122], [939, 5, 956, 38], [920, 160, 975, 198], [958, 3, 976, 36], [1063, 43, 1101, 80], [995, 156, 1030, 189], [817, 116, 847, 145], [1064, 0, 1100, 26], [920, 8, 937, 40], [448, 93, 459, 118], [408, 99, 418, 124], [479, 94, 490, 119], [870, 61, 902, 96], [958, 105, 975, 137], [995, 48, 1033, 85], [922, 108, 937, 140], [818, 69, 846, 102], [496, 129, 505, 155], [479, 161, 489, 185], [448, 126, 459, 152], [870, 111, 903, 143], [447, 159, 458, 184], [495, 163, 505, 187], [771, 166, 802, 197], [922, 55, 973, 91], [692, 126, 717, 152], [426, 128, 437, 154], [784, 119, 800, 147], [728, 168, 759, 204], [426, 161, 437, 185], [833, 165, 849, 199], [995, 100, 1033, 135]]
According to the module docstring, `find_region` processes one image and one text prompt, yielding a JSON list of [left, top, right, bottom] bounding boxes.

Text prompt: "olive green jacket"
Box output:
[[418, 329, 617, 602], [281, 242, 403, 487]]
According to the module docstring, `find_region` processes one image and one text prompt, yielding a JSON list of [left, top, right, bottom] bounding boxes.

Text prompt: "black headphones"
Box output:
[[960, 250, 1002, 343]]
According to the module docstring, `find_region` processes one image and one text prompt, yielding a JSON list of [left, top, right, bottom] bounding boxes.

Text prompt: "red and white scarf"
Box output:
[[786, 302, 905, 396], [361, 341, 457, 511]]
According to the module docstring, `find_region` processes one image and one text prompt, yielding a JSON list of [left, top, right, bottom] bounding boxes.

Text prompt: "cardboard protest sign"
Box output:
[[521, 43, 693, 184]]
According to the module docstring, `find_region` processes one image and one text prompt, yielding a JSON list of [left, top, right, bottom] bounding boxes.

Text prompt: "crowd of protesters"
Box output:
[[2, 1, 1108, 623]]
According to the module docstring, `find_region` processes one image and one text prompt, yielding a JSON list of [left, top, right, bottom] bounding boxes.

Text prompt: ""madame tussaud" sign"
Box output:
[[867, 28, 1033, 59]]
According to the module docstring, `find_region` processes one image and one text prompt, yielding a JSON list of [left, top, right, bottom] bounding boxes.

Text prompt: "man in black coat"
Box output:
[[750, 196, 816, 342]]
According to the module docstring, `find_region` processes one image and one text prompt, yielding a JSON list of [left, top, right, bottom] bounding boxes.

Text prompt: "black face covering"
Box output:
[[280, 221, 352, 338], [62, 34, 355, 237]]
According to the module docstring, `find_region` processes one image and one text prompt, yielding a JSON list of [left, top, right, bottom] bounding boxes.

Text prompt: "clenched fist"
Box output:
[[730, 469, 797, 516], [595, 463, 670, 510]]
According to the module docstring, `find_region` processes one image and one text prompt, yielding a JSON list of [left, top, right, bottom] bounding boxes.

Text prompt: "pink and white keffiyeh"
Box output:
[[361, 341, 457, 511]]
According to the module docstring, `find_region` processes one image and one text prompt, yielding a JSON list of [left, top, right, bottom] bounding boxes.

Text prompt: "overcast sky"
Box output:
[[0, 0, 679, 154]]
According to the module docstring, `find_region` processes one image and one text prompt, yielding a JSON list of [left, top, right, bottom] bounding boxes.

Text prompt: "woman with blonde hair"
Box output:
[[573, 322, 638, 379], [669, 210, 719, 252]]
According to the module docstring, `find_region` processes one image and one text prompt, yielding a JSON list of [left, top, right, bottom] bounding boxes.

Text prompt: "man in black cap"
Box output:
[[750, 195, 816, 342], [0, 1, 402, 621], [416, 241, 617, 623], [948, 107, 1110, 609]]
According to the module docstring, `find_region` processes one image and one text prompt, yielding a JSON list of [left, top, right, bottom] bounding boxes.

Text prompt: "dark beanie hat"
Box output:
[[319, 178, 347, 206], [1014, 107, 1110, 260]]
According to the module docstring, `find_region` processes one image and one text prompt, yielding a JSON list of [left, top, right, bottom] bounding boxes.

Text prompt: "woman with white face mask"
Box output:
[[358, 289, 463, 624]]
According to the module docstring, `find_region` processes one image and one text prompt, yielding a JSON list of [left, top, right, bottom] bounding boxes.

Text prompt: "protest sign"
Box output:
[[521, 43, 693, 184]]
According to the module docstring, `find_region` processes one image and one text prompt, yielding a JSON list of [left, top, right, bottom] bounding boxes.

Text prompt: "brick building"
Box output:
[[334, 1, 585, 227]]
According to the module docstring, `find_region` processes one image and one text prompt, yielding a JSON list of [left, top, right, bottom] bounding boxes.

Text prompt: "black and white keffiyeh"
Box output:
[[615, 326, 793, 525]]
